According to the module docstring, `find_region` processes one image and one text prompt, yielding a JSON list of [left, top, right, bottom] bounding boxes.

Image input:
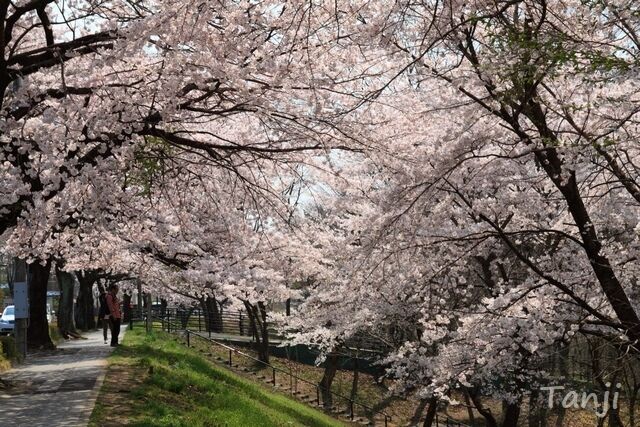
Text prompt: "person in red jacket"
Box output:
[[106, 284, 122, 347]]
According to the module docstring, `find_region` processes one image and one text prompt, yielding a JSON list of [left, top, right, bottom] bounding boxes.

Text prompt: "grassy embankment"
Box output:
[[0, 336, 13, 372], [89, 326, 345, 427], [178, 327, 640, 427]]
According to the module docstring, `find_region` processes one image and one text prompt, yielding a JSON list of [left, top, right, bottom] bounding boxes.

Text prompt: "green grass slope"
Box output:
[[91, 327, 345, 427]]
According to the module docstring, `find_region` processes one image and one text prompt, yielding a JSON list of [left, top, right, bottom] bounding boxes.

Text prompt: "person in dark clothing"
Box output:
[[106, 284, 122, 347], [98, 290, 110, 344]]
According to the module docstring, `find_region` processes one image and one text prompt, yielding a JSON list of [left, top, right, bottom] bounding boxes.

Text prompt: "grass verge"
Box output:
[[0, 335, 18, 370], [89, 326, 345, 427], [0, 347, 11, 372]]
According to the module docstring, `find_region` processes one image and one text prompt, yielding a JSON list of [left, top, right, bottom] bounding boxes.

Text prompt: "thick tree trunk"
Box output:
[[177, 305, 193, 328], [608, 407, 624, 427], [422, 397, 438, 427], [122, 292, 132, 322], [528, 389, 546, 427], [589, 342, 626, 427], [347, 354, 359, 417], [628, 384, 639, 427], [201, 296, 223, 333], [245, 302, 258, 339], [319, 353, 339, 408], [27, 261, 54, 349], [145, 293, 152, 333], [243, 300, 270, 363], [468, 388, 498, 427], [501, 401, 520, 427], [554, 401, 566, 427], [524, 105, 640, 346], [200, 297, 211, 331], [464, 389, 477, 426], [350, 356, 359, 403], [160, 298, 167, 317], [256, 302, 269, 362], [411, 399, 429, 426], [56, 268, 78, 339], [549, 343, 569, 426], [75, 271, 97, 331], [137, 280, 143, 320]]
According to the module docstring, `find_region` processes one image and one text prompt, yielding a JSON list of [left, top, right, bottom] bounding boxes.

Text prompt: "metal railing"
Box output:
[[149, 307, 277, 339], [434, 413, 470, 427], [149, 315, 392, 426], [149, 307, 387, 353]]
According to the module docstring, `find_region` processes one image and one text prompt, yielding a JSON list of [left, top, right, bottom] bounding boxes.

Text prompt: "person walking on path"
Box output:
[[106, 284, 122, 347], [98, 289, 110, 344]]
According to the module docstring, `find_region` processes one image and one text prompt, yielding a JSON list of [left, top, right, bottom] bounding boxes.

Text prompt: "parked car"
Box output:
[[0, 305, 14, 335]]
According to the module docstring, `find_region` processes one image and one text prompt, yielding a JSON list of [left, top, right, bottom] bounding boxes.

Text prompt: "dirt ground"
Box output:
[[89, 354, 148, 427]]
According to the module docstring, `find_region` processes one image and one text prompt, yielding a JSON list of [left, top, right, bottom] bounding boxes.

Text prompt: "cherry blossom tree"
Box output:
[[0, 0, 377, 347], [283, 1, 640, 425], [4, 3, 640, 425]]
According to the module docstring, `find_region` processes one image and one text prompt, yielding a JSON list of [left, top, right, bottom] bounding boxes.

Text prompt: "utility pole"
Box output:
[[12, 260, 28, 359]]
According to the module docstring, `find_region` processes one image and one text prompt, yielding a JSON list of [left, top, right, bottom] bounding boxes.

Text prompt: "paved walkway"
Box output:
[[0, 327, 125, 427]]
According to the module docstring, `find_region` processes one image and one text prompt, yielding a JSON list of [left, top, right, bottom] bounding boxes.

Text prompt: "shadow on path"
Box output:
[[0, 327, 126, 427]]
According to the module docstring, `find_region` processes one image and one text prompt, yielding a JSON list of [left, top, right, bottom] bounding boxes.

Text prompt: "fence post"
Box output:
[[198, 310, 202, 332], [316, 386, 320, 406], [229, 349, 232, 366], [272, 368, 276, 385], [186, 330, 190, 347], [350, 400, 354, 420]]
